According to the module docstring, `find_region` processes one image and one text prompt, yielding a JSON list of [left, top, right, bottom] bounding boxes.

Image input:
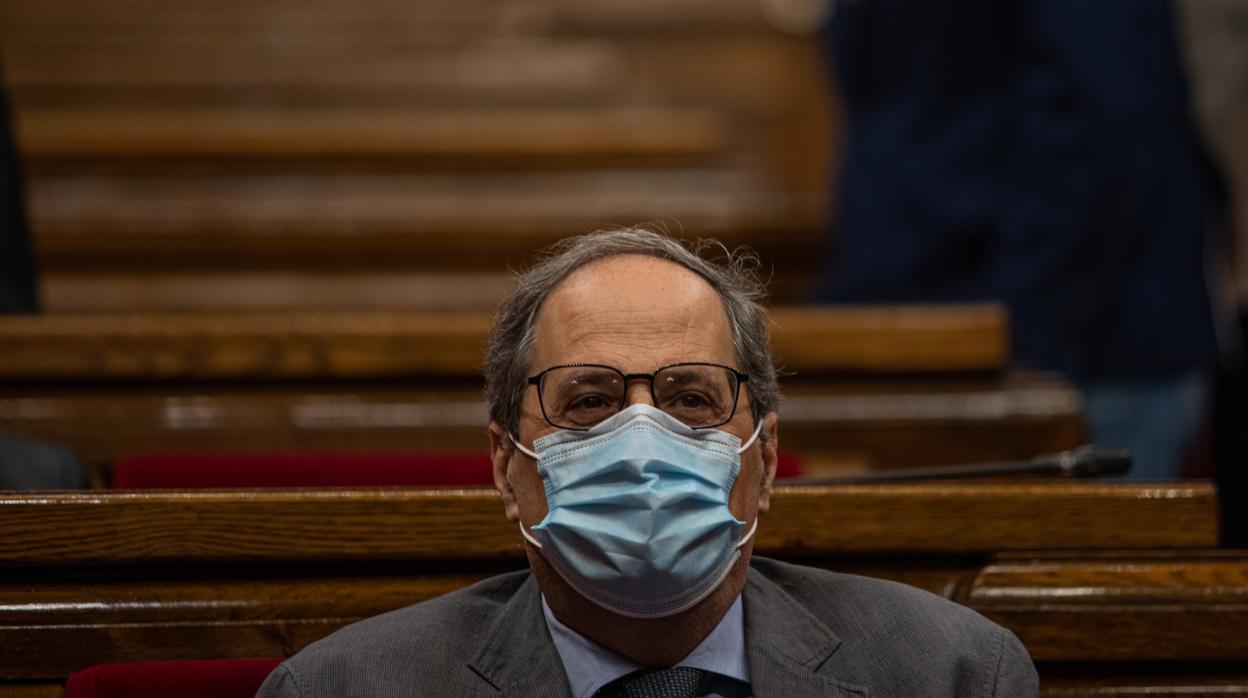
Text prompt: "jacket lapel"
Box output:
[[743, 568, 869, 698], [466, 567, 868, 698], [467, 574, 573, 698]]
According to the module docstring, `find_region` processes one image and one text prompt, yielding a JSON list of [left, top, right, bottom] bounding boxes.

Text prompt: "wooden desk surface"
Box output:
[[0, 484, 1217, 566], [0, 484, 1241, 695]]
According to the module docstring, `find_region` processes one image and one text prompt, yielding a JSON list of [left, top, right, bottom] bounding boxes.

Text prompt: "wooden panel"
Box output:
[[27, 170, 820, 270], [0, 388, 494, 471], [770, 305, 1008, 373], [0, 305, 1007, 380], [0, 380, 1083, 476], [0, 687, 62, 698], [967, 552, 1248, 662], [0, 306, 1079, 476], [0, 486, 1232, 691], [0, 570, 501, 679], [0, 389, 1080, 486], [3, 42, 625, 101], [0, 312, 495, 380], [0, 558, 959, 680], [7, 563, 1248, 688], [41, 271, 517, 313], [782, 373, 1086, 471], [17, 107, 726, 162], [2, 0, 833, 316], [0, 485, 1218, 567], [1040, 675, 1248, 697]]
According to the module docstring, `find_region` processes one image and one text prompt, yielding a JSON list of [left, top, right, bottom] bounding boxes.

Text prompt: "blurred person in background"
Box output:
[[818, 0, 1237, 481], [1177, 0, 1248, 545], [1, 65, 36, 314], [0, 66, 86, 490]]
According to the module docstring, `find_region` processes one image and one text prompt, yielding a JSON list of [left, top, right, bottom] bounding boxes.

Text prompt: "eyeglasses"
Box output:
[[527, 362, 749, 431]]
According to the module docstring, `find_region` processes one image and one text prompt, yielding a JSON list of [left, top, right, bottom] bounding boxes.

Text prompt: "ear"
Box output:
[[488, 421, 521, 522], [756, 411, 779, 514]]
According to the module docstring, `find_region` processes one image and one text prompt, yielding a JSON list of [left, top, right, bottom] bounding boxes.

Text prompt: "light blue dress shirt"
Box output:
[[541, 595, 751, 698]]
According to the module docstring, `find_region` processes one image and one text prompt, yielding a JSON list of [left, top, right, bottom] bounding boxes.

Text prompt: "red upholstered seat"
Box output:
[[65, 659, 282, 698], [112, 449, 802, 488], [774, 451, 803, 479], [112, 452, 496, 488]]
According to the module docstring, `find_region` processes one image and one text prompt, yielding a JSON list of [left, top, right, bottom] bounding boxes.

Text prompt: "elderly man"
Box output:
[[258, 229, 1037, 697]]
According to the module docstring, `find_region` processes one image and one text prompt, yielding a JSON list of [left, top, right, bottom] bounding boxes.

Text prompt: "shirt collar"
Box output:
[[541, 595, 749, 698]]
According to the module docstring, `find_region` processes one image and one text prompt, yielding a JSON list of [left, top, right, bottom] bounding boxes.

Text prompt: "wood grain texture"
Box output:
[[0, 485, 1217, 567], [0, 305, 1007, 379], [0, 559, 963, 679], [1, 0, 834, 316], [0, 311, 495, 379], [0, 486, 1231, 690], [0, 571, 502, 679], [968, 553, 1248, 662], [769, 305, 1008, 373], [0, 312, 1078, 477], [0, 687, 63, 698], [18, 108, 727, 162], [40, 271, 518, 313], [26, 169, 821, 281], [0, 378, 1083, 478], [1040, 676, 1248, 697], [2, 42, 624, 99]]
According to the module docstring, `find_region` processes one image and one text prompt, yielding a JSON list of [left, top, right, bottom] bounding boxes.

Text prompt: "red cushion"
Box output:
[[775, 451, 803, 479], [65, 659, 283, 698], [112, 452, 496, 488]]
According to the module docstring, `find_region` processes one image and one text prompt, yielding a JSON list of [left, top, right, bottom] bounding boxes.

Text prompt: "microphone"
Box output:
[[785, 445, 1132, 485]]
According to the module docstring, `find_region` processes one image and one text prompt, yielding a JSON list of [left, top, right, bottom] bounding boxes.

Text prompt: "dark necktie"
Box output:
[[595, 666, 707, 698]]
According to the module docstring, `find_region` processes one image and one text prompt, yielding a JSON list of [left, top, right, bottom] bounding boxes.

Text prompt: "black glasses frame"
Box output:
[[526, 362, 750, 431]]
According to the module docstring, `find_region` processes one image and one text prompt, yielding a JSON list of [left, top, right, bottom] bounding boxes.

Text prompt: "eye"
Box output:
[[570, 394, 613, 411], [677, 393, 709, 408]]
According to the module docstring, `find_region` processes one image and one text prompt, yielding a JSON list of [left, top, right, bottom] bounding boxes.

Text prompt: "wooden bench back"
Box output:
[[0, 0, 835, 312], [0, 306, 1087, 479], [1, 483, 1243, 696]]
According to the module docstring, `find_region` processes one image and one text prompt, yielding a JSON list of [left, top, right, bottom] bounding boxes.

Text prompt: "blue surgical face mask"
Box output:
[[511, 403, 762, 619]]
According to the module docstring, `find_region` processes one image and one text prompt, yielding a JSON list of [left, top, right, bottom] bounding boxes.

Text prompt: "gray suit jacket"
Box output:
[[257, 558, 1037, 697]]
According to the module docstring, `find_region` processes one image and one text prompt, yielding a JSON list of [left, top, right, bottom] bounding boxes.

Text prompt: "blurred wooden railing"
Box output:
[[0, 0, 836, 313], [0, 305, 1086, 481]]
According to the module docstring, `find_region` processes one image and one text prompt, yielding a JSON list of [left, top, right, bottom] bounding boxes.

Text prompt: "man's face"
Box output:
[[489, 254, 779, 610]]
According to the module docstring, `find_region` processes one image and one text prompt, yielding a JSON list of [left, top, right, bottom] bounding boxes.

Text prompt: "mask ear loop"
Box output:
[[733, 420, 764, 548], [736, 419, 764, 454], [735, 518, 758, 549], [519, 522, 543, 549], [507, 434, 545, 549], [509, 433, 540, 460]]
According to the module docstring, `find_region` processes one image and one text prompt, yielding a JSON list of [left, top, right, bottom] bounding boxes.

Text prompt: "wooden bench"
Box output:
[[0, 483, 1242, 696], [0, 0, 834, 312], [0, 305, 1085, 481]]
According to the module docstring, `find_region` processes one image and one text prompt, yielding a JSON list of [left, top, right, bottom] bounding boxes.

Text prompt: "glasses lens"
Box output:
[[540, 366, 626, 428], [654, 364, 738, 428]]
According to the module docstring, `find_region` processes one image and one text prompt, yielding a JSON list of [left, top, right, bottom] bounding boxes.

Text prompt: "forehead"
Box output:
[[531, 255, 735, 372]]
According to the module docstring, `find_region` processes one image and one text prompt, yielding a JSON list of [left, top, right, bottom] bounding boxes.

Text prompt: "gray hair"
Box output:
[[483, 227, 780, 437]]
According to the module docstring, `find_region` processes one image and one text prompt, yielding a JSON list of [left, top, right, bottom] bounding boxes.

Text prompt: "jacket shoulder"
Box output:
[[258, 570, 531, 698], [749, 558, 1038, 697]]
